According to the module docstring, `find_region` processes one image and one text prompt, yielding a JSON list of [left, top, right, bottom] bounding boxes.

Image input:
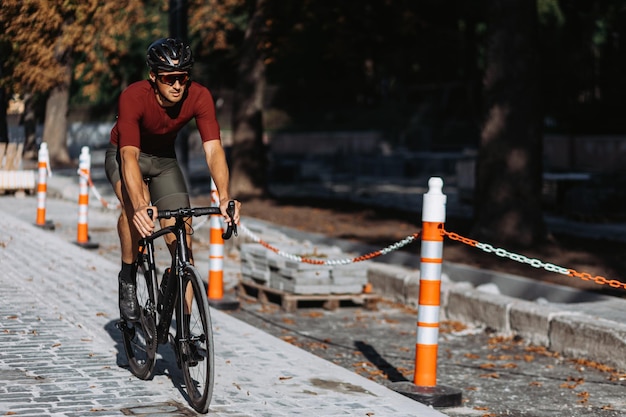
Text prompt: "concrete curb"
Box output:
[[367, 260, 626, 372]]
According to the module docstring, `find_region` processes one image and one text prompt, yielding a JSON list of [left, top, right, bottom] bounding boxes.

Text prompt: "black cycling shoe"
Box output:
[[119, 281, 140, 321], [184, 341, 205, 367]]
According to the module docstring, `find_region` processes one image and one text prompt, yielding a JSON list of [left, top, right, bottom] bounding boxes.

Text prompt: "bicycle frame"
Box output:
[[137, 215, 192, 345], [122, 203, 235, 413]]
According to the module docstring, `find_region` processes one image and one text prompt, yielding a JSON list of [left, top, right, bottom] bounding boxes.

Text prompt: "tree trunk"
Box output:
[[21, 93, 38, 160], [42, 65, 72, 167], [229, 0, 268, 199], [472, 0, 546, 247]]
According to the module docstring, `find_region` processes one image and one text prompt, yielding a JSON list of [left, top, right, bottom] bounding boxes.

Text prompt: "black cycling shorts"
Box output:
[[105, 144, 190, 211]]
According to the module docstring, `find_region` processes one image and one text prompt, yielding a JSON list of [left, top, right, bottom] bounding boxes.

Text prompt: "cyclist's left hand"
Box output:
[[220, 199, 241, 225]]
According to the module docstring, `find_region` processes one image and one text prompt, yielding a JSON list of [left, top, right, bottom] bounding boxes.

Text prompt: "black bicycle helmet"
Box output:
[[146, 38, 193, 73]]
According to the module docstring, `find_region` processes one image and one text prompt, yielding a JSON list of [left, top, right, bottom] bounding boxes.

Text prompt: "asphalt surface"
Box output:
[[2, 156, 626, 416]]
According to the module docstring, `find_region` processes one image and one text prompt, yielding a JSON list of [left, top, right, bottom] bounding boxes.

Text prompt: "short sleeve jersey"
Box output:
[[110, 80, 220, 157]]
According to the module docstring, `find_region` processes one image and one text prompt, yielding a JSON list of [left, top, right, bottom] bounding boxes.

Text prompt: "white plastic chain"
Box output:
[[77, 170, 121, 210], [238, 222, 419, 266], [475, 242, 571, 275]]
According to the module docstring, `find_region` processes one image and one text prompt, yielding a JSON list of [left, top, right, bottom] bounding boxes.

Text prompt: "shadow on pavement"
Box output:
[[354, 340, 410, 383]]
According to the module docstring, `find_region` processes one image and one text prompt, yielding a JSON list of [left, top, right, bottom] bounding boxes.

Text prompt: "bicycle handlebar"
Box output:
[[146, 200, 238, 239]]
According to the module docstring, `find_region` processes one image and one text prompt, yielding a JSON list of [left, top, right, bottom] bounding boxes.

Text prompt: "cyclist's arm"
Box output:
[[202, 139, 240, 225], [120, 145, 155, 236]]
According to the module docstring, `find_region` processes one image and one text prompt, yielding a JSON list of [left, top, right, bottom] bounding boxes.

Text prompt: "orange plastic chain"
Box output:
[[442, 228, 626, 291]]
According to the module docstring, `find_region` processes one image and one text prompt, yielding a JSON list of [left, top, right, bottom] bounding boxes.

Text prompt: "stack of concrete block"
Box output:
[[240, 243, 273, 285], [240, 242, 370, 295]]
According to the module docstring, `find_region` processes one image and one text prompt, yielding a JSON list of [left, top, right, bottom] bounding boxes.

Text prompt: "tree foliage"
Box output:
[[1, 0, 148, 165], [2, 0, 148, 100], [188, 0, 247, 51]]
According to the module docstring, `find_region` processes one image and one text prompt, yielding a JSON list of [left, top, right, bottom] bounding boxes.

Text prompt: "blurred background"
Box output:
[[2, 0, 626, 246]]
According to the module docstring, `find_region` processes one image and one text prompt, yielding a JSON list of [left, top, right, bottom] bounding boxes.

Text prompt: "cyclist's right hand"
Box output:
[[133, 205, 157, 237], [222, 200, 239, 239]]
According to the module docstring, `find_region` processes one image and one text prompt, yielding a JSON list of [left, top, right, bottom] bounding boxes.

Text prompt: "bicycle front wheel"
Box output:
[[178, 265, 215, 413]]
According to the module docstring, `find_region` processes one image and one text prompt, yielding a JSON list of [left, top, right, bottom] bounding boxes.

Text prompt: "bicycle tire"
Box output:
[[120, 259, 158, 380], [177, 265, 215, 413]]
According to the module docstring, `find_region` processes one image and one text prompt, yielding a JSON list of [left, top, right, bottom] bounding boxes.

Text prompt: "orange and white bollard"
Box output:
[[391, 177, 461, 407], [208, 178, 224, 300], [207, 178, 239, 310], [415, 177, 446, 387], [74, 146, 98, 249], [35, 143, 54, 230]]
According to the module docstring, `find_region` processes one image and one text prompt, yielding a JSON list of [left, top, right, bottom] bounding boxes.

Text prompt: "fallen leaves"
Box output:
[[560, 376, 585, 389]]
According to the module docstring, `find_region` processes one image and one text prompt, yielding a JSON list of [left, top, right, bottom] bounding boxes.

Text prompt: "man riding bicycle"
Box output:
[[105, 37, 241, 321]]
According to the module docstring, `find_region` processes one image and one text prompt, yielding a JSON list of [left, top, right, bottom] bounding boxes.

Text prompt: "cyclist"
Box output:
[[105, 37, 241, 321]]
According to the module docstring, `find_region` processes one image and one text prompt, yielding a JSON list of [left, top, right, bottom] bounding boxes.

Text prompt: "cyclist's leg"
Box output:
[[148, 157, 192, 260], [106, 145, 152, 265], [148, 157, 197, 314], [106, 146, 151, 319]]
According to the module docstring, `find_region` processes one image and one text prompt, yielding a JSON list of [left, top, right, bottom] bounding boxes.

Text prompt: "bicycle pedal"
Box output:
[[184, 343, 205, 367], [116, 320, 136, 339]]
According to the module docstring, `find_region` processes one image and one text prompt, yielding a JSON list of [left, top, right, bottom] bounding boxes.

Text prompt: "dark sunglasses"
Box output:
[[156, 73, 190, 86]]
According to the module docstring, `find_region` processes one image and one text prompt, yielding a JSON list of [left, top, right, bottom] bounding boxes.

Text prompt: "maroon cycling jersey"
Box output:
[[110, 80, 220, 157]]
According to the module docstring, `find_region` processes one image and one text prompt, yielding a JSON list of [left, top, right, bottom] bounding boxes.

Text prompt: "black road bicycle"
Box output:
[[118, 201, 237, 413]]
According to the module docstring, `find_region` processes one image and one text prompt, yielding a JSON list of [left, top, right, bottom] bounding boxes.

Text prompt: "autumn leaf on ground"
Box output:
[[525, 345, 561, 358], [487, 354, 512, 361], [577, 391, 589, 404], [440, 320, 468, 333], [304, 341, 328, 350], [301, 311, 324, 318], [280, 335, 301, 347], [569, 357, 615, 373], [560, 377, 584, 389]]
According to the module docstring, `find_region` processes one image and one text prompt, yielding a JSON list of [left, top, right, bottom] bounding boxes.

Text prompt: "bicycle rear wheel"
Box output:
[[120, 260, 158, 380], [177, 265, 215, 413]]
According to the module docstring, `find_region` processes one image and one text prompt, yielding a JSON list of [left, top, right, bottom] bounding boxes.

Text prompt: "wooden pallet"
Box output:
[[238, 279, 379, 312], [0, 143, 24, 170], [0, 143, 35, 194]]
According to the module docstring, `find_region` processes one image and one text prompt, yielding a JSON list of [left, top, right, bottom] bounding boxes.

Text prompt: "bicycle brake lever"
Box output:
[[221, 200, 238, 239]]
